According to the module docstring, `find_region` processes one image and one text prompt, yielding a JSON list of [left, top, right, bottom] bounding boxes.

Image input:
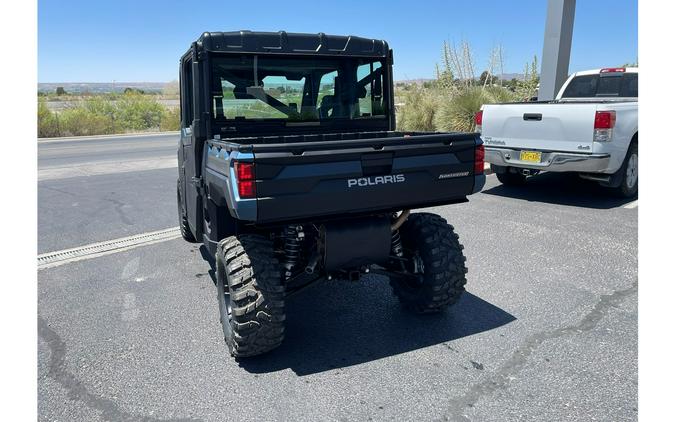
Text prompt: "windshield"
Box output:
[[210, 55, 387, 122]]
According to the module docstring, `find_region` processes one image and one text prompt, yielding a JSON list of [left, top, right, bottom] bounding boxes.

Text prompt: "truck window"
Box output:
[[561, 75, 597, 98], [561, 73, 638, 98], [596, 75, 622, 97], [620, 73, 638, 97]]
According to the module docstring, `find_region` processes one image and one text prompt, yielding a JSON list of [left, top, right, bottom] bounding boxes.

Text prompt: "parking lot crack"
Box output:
[[38, 316, 201, 422], [441, 280, 638, 421], [42, 185, 78, 197], [104, 197, 134, 226]]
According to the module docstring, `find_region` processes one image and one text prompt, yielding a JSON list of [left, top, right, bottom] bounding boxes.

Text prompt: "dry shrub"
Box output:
[[397, 85, 443, 132], [435, 86, 516, 132]]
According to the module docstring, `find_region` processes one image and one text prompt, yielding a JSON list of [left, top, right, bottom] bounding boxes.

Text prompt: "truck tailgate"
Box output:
[[482, 103, 599, 153], [250, 134, 478, 223]]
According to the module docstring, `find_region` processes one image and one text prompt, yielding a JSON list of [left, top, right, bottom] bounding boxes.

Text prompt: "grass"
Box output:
[[38, 93, 179, 138]]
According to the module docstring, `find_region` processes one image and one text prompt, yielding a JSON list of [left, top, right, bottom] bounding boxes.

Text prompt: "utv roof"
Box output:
[[194, 31, 389, 57]]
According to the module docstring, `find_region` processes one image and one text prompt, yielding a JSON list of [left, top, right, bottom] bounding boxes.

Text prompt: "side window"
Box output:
[[180, 58, 193, 127], [356, 61, 384, 117]]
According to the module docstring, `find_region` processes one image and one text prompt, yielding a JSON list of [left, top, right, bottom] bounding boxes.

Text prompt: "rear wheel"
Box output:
[[216, 234, 285, 357], [495, 169, 527, 186], [390, 213, 468, 313], [177, 180, 196, 243], [611, 142, 638, 198]]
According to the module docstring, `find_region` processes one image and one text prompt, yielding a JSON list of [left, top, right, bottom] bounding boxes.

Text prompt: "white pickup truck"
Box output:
[[478, 67, 638, 197]]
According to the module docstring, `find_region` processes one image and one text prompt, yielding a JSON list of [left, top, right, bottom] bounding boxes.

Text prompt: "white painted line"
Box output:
[[38, 157, 177, 181], [37, 131, 179, 144], [624, 200, 638, 209], [38, 227, 181, 270]]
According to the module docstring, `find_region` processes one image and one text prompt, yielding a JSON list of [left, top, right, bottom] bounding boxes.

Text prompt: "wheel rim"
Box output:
[[626, 153, 638, 189]]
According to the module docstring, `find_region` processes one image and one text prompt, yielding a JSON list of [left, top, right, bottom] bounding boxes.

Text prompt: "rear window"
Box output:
[[561, 72, 638, 98]]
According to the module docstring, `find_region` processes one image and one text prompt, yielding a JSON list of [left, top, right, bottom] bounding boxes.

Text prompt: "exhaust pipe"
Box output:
[[305, 252, 320, 275], [391, 210, 410, 232]]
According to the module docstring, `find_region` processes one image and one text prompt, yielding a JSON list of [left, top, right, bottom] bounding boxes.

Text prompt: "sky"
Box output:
[[38, 0, 638, 83]]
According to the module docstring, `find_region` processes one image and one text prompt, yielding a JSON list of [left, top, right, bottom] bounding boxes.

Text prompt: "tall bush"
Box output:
[[160, 107, 180, 131], [38, 99, 60, 137], [59, 108, 113, 136], [435, 86, 516, 132], [396, 85, 443, 132], [115, 93, 165, 131]]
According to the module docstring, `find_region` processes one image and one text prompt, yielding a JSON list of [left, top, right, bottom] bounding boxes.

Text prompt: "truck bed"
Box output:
[[481, 100, 637, 154], [203, 131, 484, 224]]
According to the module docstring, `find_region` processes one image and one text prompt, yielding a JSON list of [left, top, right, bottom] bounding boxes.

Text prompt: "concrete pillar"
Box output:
[[539, 0, 576, 100]]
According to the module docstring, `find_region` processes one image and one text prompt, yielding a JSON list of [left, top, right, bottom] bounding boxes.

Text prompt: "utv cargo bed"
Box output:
[[203, 131, 484, 224]]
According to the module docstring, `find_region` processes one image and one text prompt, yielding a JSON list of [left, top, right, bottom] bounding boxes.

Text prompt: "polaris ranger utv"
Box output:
[[177, 31, 485, 357]]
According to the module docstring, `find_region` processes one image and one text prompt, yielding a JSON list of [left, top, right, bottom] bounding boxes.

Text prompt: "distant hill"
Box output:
[[38, 82, 169, 94], [500, 73, 527, 81]]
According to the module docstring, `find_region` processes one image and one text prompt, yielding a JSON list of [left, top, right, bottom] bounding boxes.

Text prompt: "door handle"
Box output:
[[523, 113, 542, 121]]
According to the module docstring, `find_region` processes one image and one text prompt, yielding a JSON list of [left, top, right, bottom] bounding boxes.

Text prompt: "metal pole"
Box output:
[[539, 0, 576, 100]]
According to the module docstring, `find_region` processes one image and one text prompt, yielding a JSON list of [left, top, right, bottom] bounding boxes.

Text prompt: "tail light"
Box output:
[[474, 110, 483, 133], [474, 144, 485, 175], [600, 68, 626, 73], [593, 111, 616, 142], [234, 161, 256, 198]]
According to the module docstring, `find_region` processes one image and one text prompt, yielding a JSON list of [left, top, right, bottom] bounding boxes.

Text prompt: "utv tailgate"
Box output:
[[481, 103, 599, 153], [205, 133, 482, 224]]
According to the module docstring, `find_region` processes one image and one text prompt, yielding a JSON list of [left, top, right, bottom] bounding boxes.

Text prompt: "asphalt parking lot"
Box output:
[[38, 135, 638, 422]]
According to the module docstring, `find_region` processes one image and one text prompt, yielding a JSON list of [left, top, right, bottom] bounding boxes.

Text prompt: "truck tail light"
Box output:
[[474, 144, 485, 175], [234, 162, 256, 198], [600, 68, 626, 73], [594, 111, 616, 142], [474, 110, 483, 133]]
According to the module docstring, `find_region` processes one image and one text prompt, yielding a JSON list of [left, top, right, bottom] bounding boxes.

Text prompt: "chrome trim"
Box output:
[[485, 147, 611, 173]]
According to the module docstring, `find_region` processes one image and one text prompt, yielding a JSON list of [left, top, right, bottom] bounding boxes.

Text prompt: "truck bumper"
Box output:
[[485, 147, 611, 173]]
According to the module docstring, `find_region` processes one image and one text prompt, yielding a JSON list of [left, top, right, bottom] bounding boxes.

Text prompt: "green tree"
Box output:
[[124, 87, 145, 94], [479, 71, 499, 86]]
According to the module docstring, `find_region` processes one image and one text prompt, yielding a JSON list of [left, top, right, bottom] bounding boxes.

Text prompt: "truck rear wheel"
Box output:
[[612, 142, 638, 198], [216, 234, 285, 357], [495, 169, 527, 186], [390, 213, 468, 313], [177, 180, 196, 243]]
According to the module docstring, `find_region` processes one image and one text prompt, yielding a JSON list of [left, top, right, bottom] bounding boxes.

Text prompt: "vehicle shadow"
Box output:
[[236, 276, 516, 376], [482, 172, 636, 209]]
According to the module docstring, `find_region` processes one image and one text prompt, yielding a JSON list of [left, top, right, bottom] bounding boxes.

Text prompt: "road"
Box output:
[[38, 134, 638, 422]]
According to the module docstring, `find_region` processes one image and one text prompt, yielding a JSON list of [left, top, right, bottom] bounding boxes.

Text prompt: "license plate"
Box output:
[[519, 151, 542, 163]]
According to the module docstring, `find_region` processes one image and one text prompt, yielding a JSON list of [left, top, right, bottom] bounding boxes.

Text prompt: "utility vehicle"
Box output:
[[177, 31, 485, 357]]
